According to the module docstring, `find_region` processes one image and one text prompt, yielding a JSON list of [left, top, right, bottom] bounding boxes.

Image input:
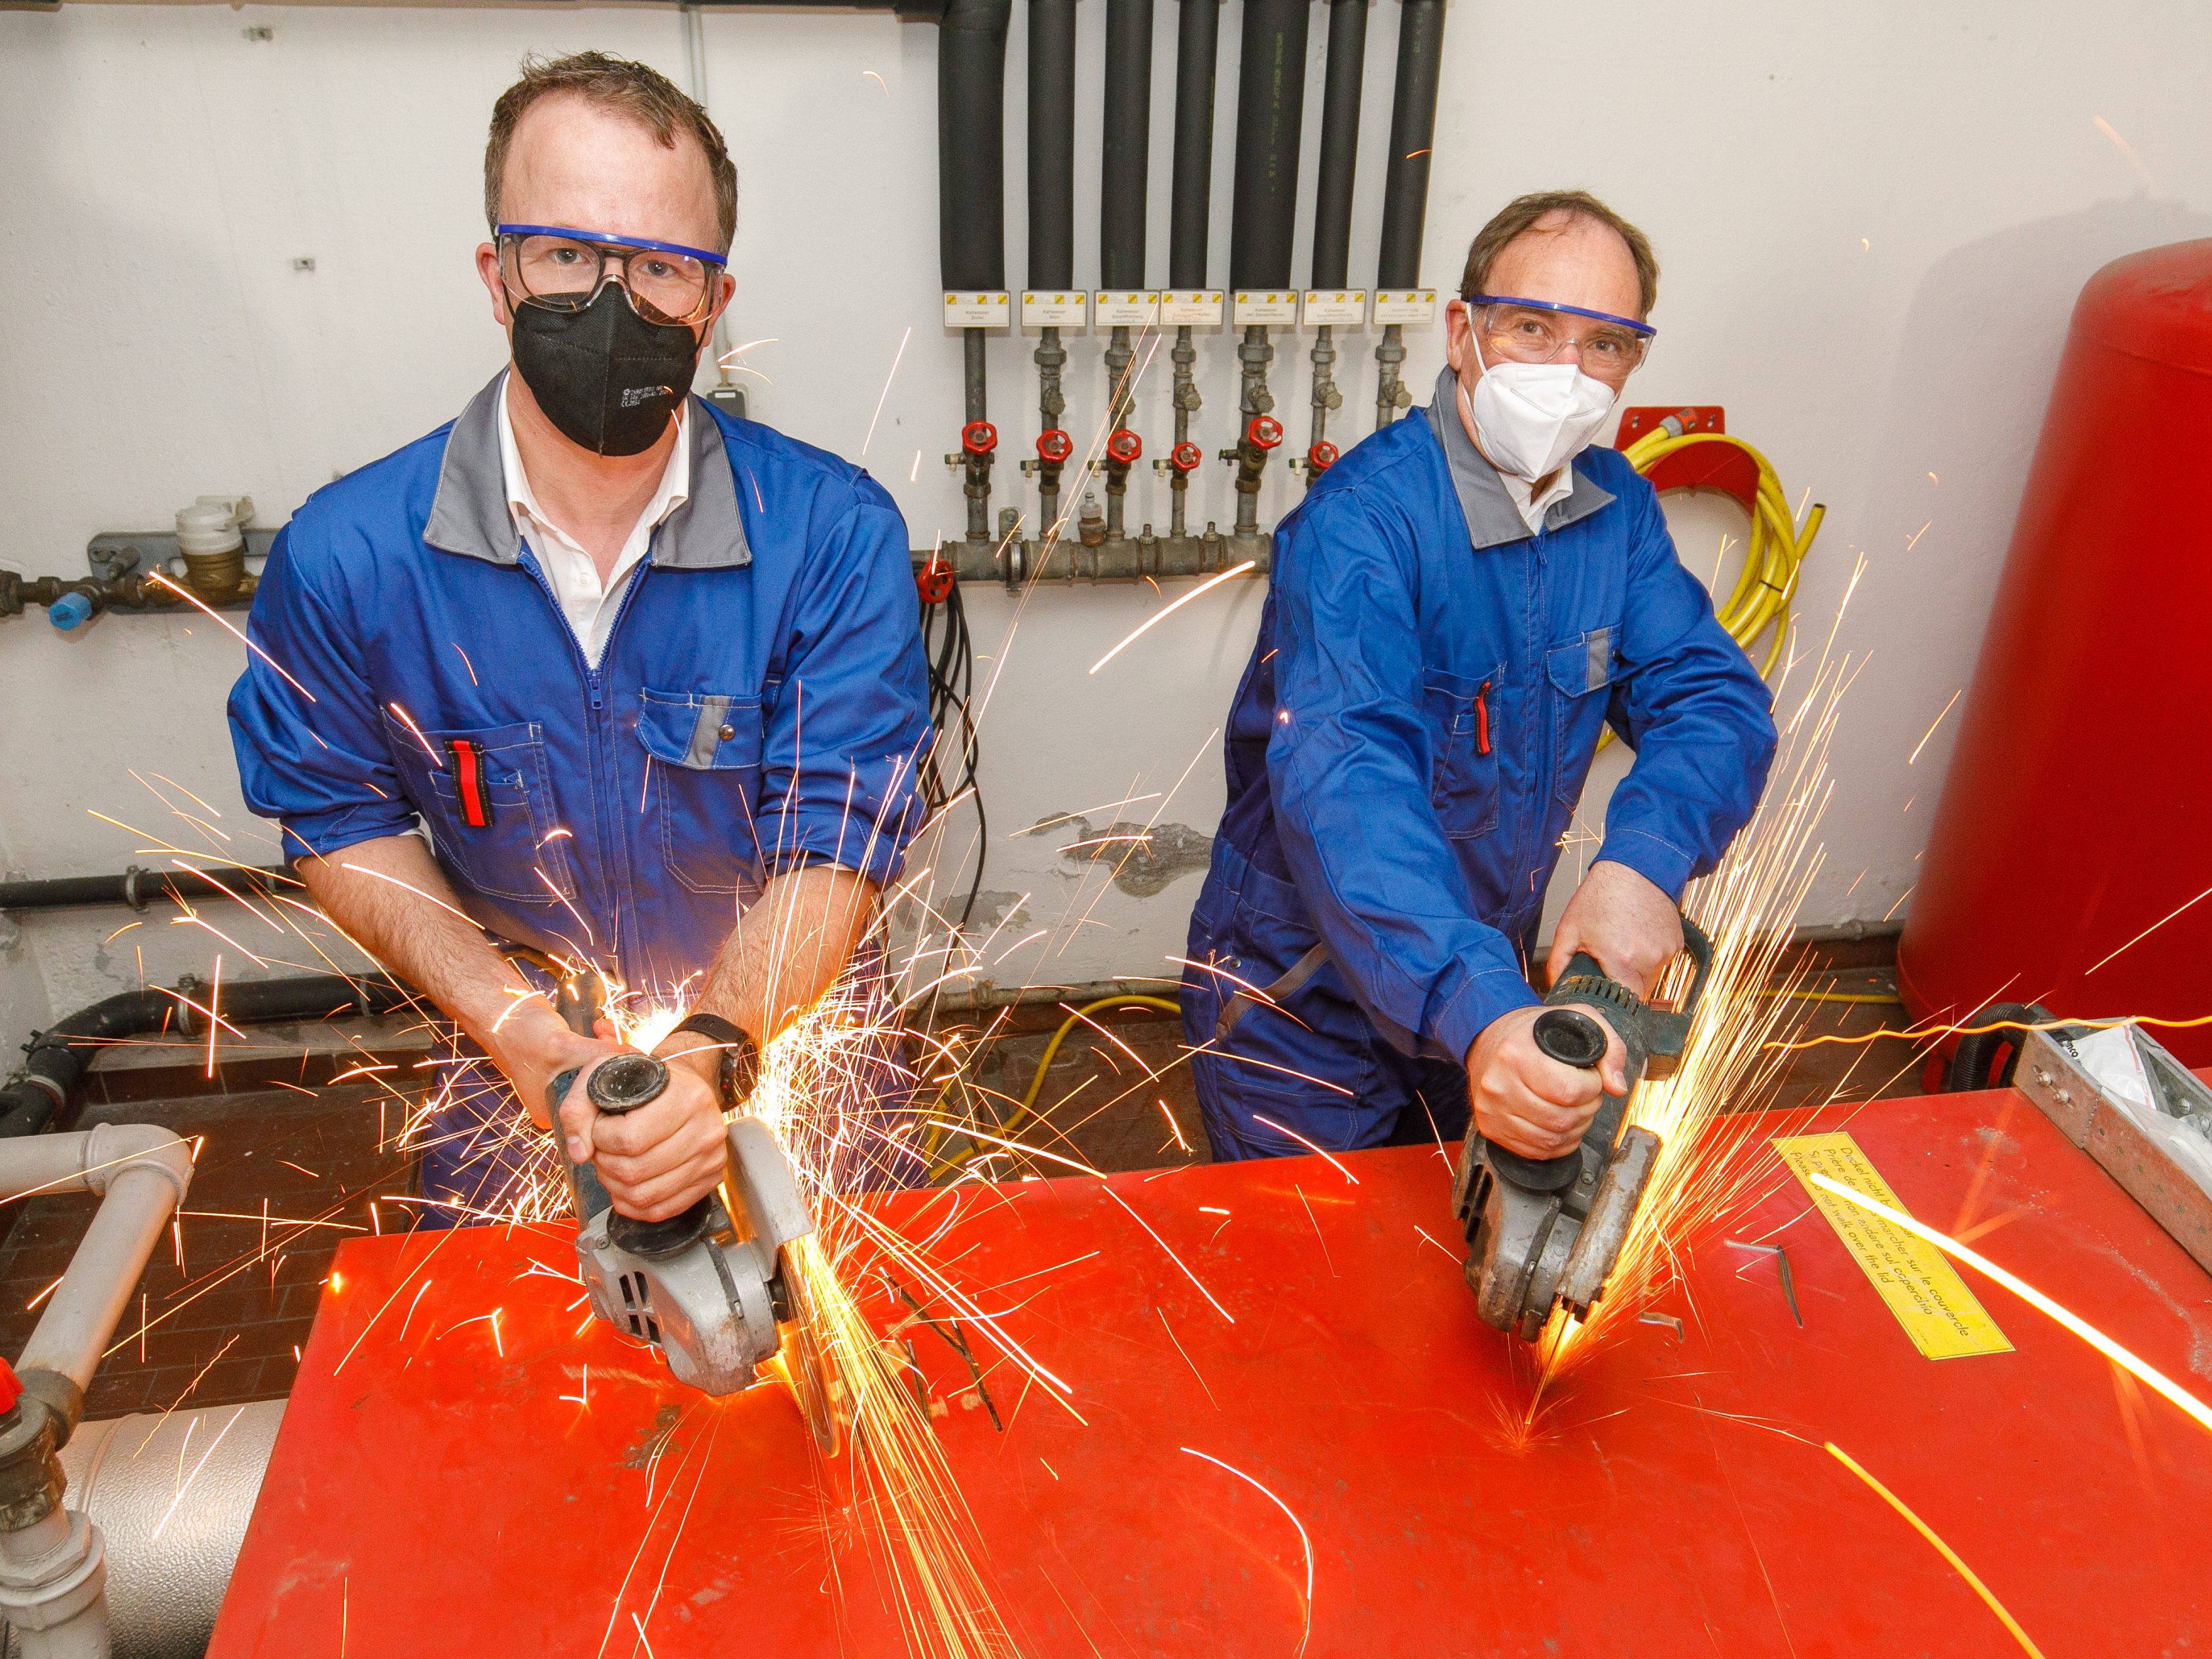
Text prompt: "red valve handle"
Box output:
[[962, 420, 998, 456], [1169, 441, 1203, 473], [915, 556, 956, 606], [1307, 440, 1339, 473], [0, 1358, 21, 1417], [1036, 428, 1073, 464], [1247, 415, 1284, 451], [1106, 429, 1143, 465]]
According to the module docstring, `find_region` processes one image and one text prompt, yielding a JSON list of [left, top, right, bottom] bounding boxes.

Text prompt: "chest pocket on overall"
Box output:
[[379, 714, 577, 903], [636, 688, 766, 895], [1548, 626, 1618, 805], [1421, 665, 1504, 840]]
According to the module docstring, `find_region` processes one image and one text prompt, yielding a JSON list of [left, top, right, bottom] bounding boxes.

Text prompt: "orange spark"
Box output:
[[1250, 1114, 1359, 1184], [387, 702, 444, 766], [1824, 1442, 2047, 1657], [143, 570, 318, 703], [1182, 1448, 1313, 1656], [2085, 879, 2212, 975], [1089, 561, 1255, 676], [1907, 689, 1963, 765], [1807, 1173, 2212, 1436]]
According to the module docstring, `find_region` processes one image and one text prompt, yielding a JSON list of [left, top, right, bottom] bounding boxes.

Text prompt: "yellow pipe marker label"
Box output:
[[1773, 1132, 2012, 1360]]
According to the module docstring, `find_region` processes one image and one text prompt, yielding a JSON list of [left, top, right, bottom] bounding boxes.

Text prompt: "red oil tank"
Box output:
[[1899, 241, 2212, 1064]]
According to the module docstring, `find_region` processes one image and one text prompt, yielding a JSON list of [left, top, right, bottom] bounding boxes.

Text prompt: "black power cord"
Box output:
[[916, 566, 987, 928]]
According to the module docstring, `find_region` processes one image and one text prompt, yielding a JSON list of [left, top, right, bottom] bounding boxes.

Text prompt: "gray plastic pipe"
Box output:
[[0, 1127, 195, 1659], [3, 1129, 194, 1396]]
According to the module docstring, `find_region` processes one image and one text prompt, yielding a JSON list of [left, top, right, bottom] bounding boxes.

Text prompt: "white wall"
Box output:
[[3, 0, 2209, 1039]]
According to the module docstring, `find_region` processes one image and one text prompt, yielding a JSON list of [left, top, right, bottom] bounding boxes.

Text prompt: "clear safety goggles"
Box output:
[[1463, 293, 1655, 384], [496, 224, 727, 327]]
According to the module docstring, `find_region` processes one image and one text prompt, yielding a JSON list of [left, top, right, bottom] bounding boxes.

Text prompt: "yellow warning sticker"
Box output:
[[1773, 1132, 2012, 1360]]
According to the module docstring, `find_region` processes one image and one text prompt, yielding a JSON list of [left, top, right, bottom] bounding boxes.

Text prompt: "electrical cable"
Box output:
[[917, 575, 987, 926], [1618, 426, 1825, 681], [926, 993, 1182, 1180]]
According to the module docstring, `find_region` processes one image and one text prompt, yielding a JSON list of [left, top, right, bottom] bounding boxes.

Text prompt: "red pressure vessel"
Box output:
[[1898, 242, 2212, 1064]]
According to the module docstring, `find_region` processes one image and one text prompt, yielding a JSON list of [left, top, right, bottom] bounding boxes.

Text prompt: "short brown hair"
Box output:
[[1459, 190, 1659, 319], [484, 52, 738, 254]]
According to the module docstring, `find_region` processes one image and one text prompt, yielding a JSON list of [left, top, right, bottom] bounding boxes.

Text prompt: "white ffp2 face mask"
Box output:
[[1460, 335, 1618, 481]]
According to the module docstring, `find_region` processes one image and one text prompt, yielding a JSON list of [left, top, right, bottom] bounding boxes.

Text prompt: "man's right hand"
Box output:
[[1464, 1006, 1627, 1160]]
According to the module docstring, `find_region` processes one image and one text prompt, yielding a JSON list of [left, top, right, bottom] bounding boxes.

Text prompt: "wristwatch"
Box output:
[[666, 1012, 761, 1110]]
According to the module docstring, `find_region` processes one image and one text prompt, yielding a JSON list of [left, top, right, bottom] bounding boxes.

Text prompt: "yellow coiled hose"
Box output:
[[1618, 425, 1824, 680]]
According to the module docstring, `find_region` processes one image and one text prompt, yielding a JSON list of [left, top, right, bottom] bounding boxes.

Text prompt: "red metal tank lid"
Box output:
[[2075, 240, 2212, 373]]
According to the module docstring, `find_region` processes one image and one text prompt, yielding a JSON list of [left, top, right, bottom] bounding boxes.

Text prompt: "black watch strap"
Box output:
[[668, 1012, 761, 1108]]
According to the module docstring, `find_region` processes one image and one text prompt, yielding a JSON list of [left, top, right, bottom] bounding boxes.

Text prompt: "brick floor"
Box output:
[[0, 1082, 420, 1417]]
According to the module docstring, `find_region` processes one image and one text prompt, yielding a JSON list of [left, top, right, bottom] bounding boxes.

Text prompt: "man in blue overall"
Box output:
[[228, 54, 930, 1222], [1182, 191, 1777, 1165]]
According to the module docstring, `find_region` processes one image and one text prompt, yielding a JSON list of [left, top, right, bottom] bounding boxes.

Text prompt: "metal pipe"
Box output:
[[1100, 0, 1155, 556], [0, 867, 295, 917], [1374, 0, 1445, 430], [1026, 0, 1077, 556], [1163, 0, 1222, 552], [1300, 0, 1364, 487], [937, 0, 1013, 551], [5, 1129, 194, 1397], [48, 1402, 285, 1659]]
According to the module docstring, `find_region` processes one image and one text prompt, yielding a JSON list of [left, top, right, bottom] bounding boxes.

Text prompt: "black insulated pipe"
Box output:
[[1028, 0, 1076, 292], [1225, 0, 1310, 553], [1163, 0, 1222, 549], [1309, 0, 1365, 291], [1100, 0, 1154, 292], [0, 974, 412, 1142], [938, 0, 1013, 548], [1301, 0, 1366, 488], [1167, 0, 1222, 292], [1374, 0, 1445, 429], [1099, 0, 1155, 552], [1026, 0, 1078, 560]]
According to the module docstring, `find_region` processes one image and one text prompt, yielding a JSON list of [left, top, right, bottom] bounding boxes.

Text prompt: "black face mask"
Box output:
[[509, 285, 702, 457]]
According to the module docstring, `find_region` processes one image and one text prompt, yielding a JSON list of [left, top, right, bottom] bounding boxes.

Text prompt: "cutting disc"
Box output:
[[769, 1247, 843, 1457]]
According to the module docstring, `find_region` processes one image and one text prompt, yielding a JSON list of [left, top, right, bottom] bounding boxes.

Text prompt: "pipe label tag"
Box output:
[[1094, 291, 1160, 329], [1233, 291, 1301, 327], [1302, 290, 1368, 328], [1372, 289, 1439, 327], [943, 293, 1011, 330], [1773, 1132, 2012, 1360], [1160, 289, 1224, 326], [1021, 292, 1089, 329]]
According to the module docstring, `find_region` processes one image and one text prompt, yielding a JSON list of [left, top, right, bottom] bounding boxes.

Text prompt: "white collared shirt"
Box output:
[[1498, 464, 1578, 535], [497, 375, 690, 668]]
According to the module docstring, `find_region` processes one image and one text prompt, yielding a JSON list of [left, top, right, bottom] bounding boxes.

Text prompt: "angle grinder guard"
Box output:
[[540, 976, 823, 1426], [1450, 919, 1712, 1341]]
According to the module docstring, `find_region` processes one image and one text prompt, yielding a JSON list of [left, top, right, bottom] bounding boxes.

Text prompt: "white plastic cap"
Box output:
[[175, 495, 253, 556]]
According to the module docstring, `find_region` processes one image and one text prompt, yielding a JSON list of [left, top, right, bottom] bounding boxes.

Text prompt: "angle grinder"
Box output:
[[1449, 919, 1713, 1341], [545, 975, 839, 1450]]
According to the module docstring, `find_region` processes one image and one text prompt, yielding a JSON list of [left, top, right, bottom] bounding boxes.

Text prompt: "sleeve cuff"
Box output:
[[276, 807, 420, 863], [1592, 831, 1698, 904], [1426, 967, 1544, 1068], [762, 823, 906, 890]]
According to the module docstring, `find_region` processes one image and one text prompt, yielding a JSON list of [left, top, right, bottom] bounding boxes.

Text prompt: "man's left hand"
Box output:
[[561, 1040, 730, 1222], [1546, 860, 1683, 998]]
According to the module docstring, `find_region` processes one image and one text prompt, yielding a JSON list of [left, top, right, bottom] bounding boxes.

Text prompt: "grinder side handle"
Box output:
[[1482, 1007, 1613, 1195]]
